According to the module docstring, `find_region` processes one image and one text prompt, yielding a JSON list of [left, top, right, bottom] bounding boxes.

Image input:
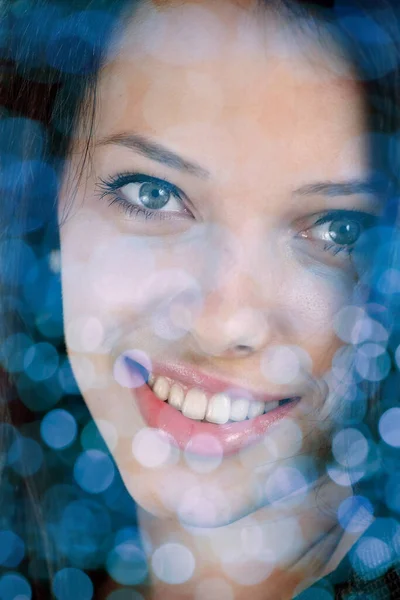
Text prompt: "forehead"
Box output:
[[93, 1, 366, 179]]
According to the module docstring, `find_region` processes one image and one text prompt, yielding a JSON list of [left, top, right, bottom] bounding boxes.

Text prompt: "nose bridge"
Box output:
[[190, 222, 283, 356], [204, 218, 277, 292]]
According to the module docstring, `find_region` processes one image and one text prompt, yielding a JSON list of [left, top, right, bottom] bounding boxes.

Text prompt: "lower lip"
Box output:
[[133, 383, 300, 457]]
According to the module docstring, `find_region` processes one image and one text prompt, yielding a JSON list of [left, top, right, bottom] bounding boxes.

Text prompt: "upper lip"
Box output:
[[145, 359, 301, 403]]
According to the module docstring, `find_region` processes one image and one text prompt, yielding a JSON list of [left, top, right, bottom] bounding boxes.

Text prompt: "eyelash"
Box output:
[[303, 210, 377, 257], [96, 172, 378, 256], [97, 172, 190, 221]]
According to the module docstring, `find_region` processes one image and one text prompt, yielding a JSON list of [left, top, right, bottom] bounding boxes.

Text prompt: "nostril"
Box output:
[[235, 344, 253, 355]]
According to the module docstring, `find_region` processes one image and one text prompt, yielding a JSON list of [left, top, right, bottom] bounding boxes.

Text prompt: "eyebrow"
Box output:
[[97, 133, 210, 179], [97, 133, 386, 201], [293, 180, 385, 199]]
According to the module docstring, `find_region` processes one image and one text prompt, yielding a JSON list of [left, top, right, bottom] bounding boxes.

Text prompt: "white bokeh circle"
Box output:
[[132, 428, 177, 469], [184, 434, 223, 473], [151, 543, 195, 585]]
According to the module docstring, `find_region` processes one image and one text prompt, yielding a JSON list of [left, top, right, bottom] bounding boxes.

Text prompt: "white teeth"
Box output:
[[206, 393, 231, 424], [152, 376, 169, 401], [247, 400, 265, 419], [182, 388, 208, 421], [148, 373, 286, 423], [168, 383, 185, 410], [264, 401, 279, 414], [230, 398, 250, 422]]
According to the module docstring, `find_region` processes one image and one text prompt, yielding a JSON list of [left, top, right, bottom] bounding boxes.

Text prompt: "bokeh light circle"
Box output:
[[177, 483, 228, 527], [333, 305, 366, 343], [351, 536, 393, 581], [337, 495, 374, 533], [0, 531, 25, 567], [334, 305, 388, 346], [355, 344, 391, 382], [0, 333, 32, 373], [106, 541, 148, 586], [384, 473, 400, 513], [151, 543, 195, 584], [379, 408, 400, 448], [66, 316, 104, 353], [327, 463, 366, 487], [264, 466, 308, 505], [0, 573, 31, 600], [74, 450, 115, 493], [357, 536, 392, 569], [332, 428, 369, 468], [132, 428, 175, 468], [52, 568, 93, 600], [7, 437, 43, 476], [0, 239, 36, 284], [263, 418, 303, 459], [261, 345, 301, 384], [184, 434, 223, 473], [23, 342, 59, 381], [113, 350, 151, 389], [41, 409, 77, 450], [331, 345, 358, 383], [56, 498, 111, 569]]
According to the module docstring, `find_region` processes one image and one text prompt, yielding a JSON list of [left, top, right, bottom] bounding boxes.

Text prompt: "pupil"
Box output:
[[139, 182, 170, 209], [329, 219, 361, 246]]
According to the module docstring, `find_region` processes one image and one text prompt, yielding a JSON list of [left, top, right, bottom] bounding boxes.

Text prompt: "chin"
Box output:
[[123, 462, 267, 530]]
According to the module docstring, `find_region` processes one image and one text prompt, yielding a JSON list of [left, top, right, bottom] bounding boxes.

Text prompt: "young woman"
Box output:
[[1, 0, 399, 598]]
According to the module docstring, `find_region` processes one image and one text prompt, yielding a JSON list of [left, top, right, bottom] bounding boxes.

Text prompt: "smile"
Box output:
[[148, 373, 296, 424], [125, 357, 301, 457]]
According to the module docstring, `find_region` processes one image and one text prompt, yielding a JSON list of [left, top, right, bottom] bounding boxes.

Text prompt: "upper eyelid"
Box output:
[[305, 209, 378, 226], [296, 209, 378, 242], [99, 172, 186, 199]]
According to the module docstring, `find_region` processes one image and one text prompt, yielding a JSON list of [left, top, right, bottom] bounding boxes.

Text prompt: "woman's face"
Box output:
[[59, 1, 377, 536]]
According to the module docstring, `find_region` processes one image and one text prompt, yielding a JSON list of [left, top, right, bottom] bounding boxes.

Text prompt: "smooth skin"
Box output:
[[59, 2, 377, 597]]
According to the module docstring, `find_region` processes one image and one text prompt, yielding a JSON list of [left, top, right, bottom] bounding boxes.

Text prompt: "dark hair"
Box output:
[[1, 0, 400, 597]]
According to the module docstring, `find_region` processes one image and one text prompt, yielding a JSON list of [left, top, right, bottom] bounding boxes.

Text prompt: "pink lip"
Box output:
[[125, 358, 301, 457]]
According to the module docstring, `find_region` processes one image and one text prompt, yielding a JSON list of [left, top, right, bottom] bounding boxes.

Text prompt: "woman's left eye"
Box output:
[[298, 210, 377, 257]]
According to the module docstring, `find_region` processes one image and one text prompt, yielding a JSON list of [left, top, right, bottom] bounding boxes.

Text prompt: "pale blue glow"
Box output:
[[41, 409, 77, 450]]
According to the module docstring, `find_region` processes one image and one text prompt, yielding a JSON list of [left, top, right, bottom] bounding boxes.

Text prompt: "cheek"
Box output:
[[59, 216, 208, 367], [60, 213, 161, 318], [282, 268, 353, 372], [59, 214, 209, 328]]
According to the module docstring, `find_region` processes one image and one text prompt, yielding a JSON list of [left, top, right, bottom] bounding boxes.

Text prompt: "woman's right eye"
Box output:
[[97, 173, 193, 220]]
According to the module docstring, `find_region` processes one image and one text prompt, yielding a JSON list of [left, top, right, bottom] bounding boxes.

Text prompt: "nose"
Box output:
[[188, 234, 286, 359], [192, 296, 272, 358]]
